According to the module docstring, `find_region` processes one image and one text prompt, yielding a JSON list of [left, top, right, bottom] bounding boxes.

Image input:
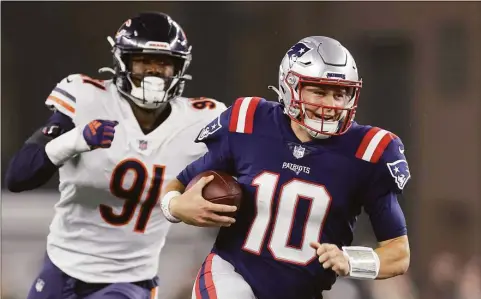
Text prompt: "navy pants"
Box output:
[[27, 255, 158, 299]]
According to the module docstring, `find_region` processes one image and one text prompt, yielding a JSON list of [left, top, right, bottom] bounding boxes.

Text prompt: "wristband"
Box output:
[[161, 191, 182, 223]]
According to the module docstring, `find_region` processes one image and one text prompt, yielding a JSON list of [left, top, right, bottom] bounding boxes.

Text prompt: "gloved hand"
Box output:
[[82, 120, 119, 149]]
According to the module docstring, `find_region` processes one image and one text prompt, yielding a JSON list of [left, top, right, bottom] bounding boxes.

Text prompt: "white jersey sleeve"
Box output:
[[45, 74, 107, 120]]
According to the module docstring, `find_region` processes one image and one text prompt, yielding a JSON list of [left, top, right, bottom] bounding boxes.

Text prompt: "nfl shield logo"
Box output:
[[139, 140, 148, 151], [293, 145, 305, 159]]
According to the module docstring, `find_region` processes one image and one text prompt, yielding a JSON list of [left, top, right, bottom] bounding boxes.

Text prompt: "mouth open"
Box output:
[[312, 113, 336, 122]]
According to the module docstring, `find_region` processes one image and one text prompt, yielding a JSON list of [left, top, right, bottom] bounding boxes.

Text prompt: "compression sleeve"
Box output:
[[5, 112, 74, 192]]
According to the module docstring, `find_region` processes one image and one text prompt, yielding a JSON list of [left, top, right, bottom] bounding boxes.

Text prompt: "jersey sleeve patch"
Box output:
[[196, 114, 223, 142], [386, 159, 411, 190], [355, 127, 397, 163], [228, 97, 262, 134], [382, 136, 410, 192], [194, 106, 232, 144]]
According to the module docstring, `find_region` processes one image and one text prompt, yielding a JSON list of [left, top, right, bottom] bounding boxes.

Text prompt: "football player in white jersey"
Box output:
[[5, 12, 233, 299]]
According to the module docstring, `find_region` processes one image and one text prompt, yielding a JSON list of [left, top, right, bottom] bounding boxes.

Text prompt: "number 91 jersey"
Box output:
[[44, 74, 226, 283], [178, 97, 410, 299]]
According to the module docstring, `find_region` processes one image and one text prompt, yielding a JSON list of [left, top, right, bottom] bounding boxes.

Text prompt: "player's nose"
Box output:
[[146, 64, 172, 78], [318, 94, 337, 114], [321, 93, 336, 106]]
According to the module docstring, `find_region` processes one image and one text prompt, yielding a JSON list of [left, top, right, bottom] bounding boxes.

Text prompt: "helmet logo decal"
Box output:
[[325, 72, 346, 80], [287, 42, 312, 67], [145, 41, 170, 50]]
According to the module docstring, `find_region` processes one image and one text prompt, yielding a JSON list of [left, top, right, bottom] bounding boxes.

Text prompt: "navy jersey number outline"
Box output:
[[99, 159, 165, 233]]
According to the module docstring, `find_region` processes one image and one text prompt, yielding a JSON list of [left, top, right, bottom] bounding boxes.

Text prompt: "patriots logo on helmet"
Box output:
[[287, 42, 312, 67], [387, 160, 411, 190]]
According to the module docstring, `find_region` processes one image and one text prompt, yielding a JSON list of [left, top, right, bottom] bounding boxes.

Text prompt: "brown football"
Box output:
[[186, 170, 242, 215]]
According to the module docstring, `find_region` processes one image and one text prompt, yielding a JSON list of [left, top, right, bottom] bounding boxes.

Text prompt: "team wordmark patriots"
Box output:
[[282, 162, 311, 175]]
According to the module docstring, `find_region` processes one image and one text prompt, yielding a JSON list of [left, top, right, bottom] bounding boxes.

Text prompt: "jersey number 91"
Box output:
[[99, 159, 165, 233]]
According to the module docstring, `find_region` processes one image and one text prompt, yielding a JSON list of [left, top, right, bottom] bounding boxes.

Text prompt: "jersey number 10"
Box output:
[[242, 171, 332, 265], [99, 159, 164, 233]]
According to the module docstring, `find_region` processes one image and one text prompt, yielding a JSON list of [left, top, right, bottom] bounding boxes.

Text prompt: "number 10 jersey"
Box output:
[[177, 97, 410, 299]]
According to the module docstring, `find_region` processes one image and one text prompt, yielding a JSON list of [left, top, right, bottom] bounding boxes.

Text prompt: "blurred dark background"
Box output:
[[2, 2, 480, 299]]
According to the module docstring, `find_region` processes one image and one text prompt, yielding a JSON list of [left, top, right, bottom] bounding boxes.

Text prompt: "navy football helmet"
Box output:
[[102, 12, 192, 109]]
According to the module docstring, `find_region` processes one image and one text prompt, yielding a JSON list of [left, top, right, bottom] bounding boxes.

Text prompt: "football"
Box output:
[[186, 170, 242, 215]]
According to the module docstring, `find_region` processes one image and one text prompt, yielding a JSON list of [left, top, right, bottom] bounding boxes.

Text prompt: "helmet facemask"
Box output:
[[101, 11, 193, 111], [113, 48, 192, 110], [283, 71, 361, 139]]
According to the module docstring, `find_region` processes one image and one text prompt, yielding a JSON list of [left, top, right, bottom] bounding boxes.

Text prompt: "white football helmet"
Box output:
[[273, 36, 362, 139]]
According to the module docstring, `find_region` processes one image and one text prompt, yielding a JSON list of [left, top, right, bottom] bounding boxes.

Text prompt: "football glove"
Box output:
[[82, 120, 118, 149]]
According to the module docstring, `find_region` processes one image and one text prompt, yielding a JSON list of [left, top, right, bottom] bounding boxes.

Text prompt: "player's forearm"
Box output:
[[5, 143, 58, 192], [374, 235, 410, 279], [163, 178, 186, 194], [5, 111, 78, 192]]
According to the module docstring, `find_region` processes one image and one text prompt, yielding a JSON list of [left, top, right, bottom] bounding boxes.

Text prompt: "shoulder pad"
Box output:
[[356, 127, 411, 191], [186, 97, 227, 117], [228, 97, 264, 134], [44, 74, 107, 119], [195, 107, 230, 144], [355, 127, 398, 163]]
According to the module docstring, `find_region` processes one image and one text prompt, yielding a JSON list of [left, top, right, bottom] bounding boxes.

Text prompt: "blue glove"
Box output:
[[82, 120, 118, 149]]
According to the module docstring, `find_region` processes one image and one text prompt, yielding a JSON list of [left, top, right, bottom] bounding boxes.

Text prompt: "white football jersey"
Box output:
[[44, 74, 226, 283]]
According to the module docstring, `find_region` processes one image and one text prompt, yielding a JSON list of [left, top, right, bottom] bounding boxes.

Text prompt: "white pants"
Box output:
[[157, 224, 219, 299], [192, 253, 256, 299]]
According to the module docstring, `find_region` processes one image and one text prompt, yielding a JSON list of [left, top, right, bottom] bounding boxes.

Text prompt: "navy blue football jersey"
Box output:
[[178, 97, 409, 299]]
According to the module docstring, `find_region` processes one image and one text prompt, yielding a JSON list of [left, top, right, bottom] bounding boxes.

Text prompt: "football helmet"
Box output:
[[273, 36, 362, 139], [102, 12, 192, 109]]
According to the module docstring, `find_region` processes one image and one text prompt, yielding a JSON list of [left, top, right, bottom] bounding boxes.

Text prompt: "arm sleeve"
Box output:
[[177, 107, 235, 186], [362, 136, 410, 241], [5, 111, 74, 192]]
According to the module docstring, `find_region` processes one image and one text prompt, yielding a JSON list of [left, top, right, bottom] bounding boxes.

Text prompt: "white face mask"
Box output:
[[130, 76, 169, 108]]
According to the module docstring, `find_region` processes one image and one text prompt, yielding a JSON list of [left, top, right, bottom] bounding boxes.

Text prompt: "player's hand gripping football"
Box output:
[[310, 242, 350, 276], [170, 175, 237, 227], [82, 120, 118, 150]]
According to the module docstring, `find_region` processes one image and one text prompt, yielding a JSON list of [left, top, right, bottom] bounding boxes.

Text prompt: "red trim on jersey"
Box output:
[[203, 253, 218, 299], [370, 133, 395, 163], [355, 127, 381, 159], [194, 268, 202, 299], [228, 98, 243, 132], [244, 97, 261, 134]]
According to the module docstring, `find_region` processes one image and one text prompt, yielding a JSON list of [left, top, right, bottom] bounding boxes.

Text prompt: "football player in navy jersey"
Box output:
[[160, 36, 411, 299]]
